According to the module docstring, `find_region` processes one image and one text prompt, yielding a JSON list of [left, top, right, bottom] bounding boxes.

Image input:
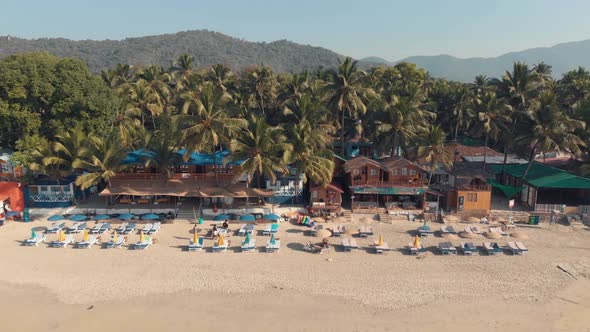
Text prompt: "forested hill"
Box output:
[[0, 30, 342, 73]]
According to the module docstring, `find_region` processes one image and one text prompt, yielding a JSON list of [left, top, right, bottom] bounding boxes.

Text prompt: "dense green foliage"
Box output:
[[5, 50, 590, 188]]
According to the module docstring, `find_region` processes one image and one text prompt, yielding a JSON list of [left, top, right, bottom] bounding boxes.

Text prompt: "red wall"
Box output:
[[0, 182, 25, 212]]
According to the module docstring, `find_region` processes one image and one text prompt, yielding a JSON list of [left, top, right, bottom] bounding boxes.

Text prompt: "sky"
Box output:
[[2, 0, 590, 61]]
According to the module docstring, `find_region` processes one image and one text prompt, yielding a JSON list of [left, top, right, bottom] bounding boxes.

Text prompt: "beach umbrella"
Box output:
[[48, 215, 64, 222], [263, 213, 281, 221], [118, 213, 134, 220], [344, 228, 357, 235], [467, 216, 480, 223], [243, 232, 251, 245], [193, 227, 199, 244], [93, 214, 110, 221], [6, 211, 20, 217], [442, 233, 459, 240], [484, 231, 502, 239], [142, 213, 159, 220], [239, 214, 256, 221], [444, 215, 459, 222], [214, 214, 230, 221], [314, 217, 326, 223], [218, 234, 225, 246], [70, 214, 87, 222], [83, 229, 89, 242], [270, 233, 276, 245], [459, 231, 476, 239], [413, 235, 421, 248], [316, 229, 332, 239], [378, 234, 384, 247], [359, 217, 370, 223], [31, 228, 36, 239], [59, 230, 65, 242], [140, 230, 144, 242], [112, 230, 118, 243], [198, 217, 204, 224]]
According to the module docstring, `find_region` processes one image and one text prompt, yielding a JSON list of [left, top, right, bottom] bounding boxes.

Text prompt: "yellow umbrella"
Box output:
[[59, 230, 65, 242], [140, 230, 144, 242], [377, 234, 384, 247], [217, 234, 225, 246], [83, 229, 89, 242], [413, 235, 421, 248], [193, 228, 199, 243], [112, 230, 118, 242]]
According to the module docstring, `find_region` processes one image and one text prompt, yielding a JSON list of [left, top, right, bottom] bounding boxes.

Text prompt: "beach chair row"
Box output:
[[45, 221, 160, 235], [407, 241, 529, 255], [187, 237, 280, 253]]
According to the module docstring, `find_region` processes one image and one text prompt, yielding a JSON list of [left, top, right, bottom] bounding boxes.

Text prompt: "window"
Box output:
[[353, 169, 360, 175], [0, 163, 10, 173], [370, 169, 378, 176], [393, 169, 398, 176], [467, 193, 478, 202], [401, 167, 408, 176], [62, 185, 71, 192], [409, 169, 417, 176], [362, 167, 367, 175]]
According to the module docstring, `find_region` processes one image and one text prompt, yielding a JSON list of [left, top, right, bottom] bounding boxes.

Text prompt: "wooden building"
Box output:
[[310, 183, 344, 214]]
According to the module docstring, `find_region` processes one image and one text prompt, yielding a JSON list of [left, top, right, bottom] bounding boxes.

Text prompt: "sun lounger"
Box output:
[[142, 223, 153, 233], [438, 242, 457, 255], [77, 235, 99, 249], [133, 237, 153, 250], [265, 239, 280, 253], [65, 222, 81, 234], [187, 238, 204, 252], [515, 242, 528, 254], [308, 224, 323, 236], [98, 223, 111, 234], [238, 224, 247, 236], [489, 227, 508, 236], [262, 223, 279, 236], [341, 237, 358, 251], [460, 242, 476, 255], [408, 211, 415, 222], [24, 234, 46, 247], [105, 235, 126, 249], [148, 222, 161, 235], [358, 226, 374, 237], [469, 226, 483, 235], [240, 238, 256, 252], [407, 243, 423, 255], [47, 222, 65, 234], [506, 242, 523, 255], [441, 225, 457, 234], [418, 226, 434, 237], [374, 241, 389, 254], [116, 222, 128, 234], [50, 234, 74, 248], [124, 222, 136, 234], [332, 225, 344, 237], [212, 241, 228, 253], [90, 223, 104, 234]]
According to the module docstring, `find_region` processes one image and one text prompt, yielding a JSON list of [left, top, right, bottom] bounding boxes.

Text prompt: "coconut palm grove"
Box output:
[[1, 52, 589, 192]]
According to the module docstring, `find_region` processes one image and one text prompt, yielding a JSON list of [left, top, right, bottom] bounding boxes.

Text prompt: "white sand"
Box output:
[[1, 218, 589, 331]]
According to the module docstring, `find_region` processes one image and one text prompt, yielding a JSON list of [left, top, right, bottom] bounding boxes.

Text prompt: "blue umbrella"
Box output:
[[263, 213, 281, 221], [239, 214, 256, 222], [6, 211, 20, 217], [70, 214, 87, 221], [118, 213, 134, 220], [142, 213, 159, 220], [93, 214, 110, 220], [48, 215, 64, 222], [214, 214, 230, 221]]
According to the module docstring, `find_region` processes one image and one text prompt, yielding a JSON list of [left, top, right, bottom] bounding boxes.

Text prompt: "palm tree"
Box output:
[[516, 92, 586, 180], [126, 80, 163, 129], [41, 126, 90, 175], [326, 57, 369, 153], [416, 125, 451, 185], [450, 87, 475, 140], [229, 116, 292, 188], [137, 64, 171, 101], [170, 53, 195, 91], [471, 92, 511, 167], [240, 65, 277, 116], [181, 83, 246, 184], [29, 138, 66, 183], [75, 136, 129, 189], [207, 64, 234, 92]]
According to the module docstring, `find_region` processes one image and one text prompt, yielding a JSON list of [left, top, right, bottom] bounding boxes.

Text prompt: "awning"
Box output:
[[425, 189, 444, 197], [487, 179, 521, 198], [352, 187, 426, 195]]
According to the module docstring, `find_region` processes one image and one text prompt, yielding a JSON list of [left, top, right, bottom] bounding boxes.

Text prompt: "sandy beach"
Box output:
[[1, 217, 589, 332]]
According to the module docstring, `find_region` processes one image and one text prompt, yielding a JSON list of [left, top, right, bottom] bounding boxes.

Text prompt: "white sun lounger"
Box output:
[[515, 242, 528, 254], [262, 223, 279, 236], [148, 222, 160, 234], [105, 235, 126, 249], [124, 222, 136, 234], [358, 226, 374, 237], [460, 242, 476, 255], [506, 242, 523, 255], [438, 242, 457, 255], [238, 224, 247, 236], [469, 226, 483, 235], [489, 227, 508, 236], [47, 222, 65, 233], [24, 234, 46, 247], [89, 223, 104, 234], [241, 238, 257, 252], [341, 237, 358, 252], [50, 234, 74, 248], [265, 240, 280, 253], [66, 222, 84, 234], [483, 242, 503, 255], [142, 223, 153, 233], [441, 225, 457, 234], [77, 235, 99, 249], [212, 241, 228, 253], [418, 226, 434, 237], [98, 223, 111, 234], [332, 225, 344, 237], [116, 222, 129, 234], [407, 243, 423, 255], [133, 238, 153, 250], [188, 238, 204, 252]]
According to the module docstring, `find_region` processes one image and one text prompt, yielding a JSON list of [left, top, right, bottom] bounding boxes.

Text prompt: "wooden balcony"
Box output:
[[113, 172, 236, 183], [456, 184, 492, 191], [351, 180, 426, 188]]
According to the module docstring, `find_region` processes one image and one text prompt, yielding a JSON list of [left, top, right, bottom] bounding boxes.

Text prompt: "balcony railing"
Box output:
[[113, 172, 235, 181], [456, 184, 491, 191], [351, 180, 426, 188]]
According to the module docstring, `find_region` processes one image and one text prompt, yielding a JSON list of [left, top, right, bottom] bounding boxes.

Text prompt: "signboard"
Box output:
[[458, 196, 464, 211], [509, 199, 515, 208]]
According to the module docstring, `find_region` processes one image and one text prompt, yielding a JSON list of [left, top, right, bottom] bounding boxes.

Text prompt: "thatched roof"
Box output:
[[343, 156, 386, 173]]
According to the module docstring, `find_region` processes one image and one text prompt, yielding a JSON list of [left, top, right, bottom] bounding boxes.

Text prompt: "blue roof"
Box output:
[[123, 149, 244, 166]]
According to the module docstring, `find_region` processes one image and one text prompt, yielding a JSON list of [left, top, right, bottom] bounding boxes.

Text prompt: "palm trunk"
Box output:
[[483, 133, 489, 170], [341, 110, 346, 155], [521, 147, 537, 183], [428, 160, 434, 185], [454, 121, 460, 141], [214, 146, 220, 186]]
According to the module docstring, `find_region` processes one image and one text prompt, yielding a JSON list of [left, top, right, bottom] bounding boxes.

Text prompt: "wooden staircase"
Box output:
[[379, 212, 391, 223], [340, 209, 352, 222]]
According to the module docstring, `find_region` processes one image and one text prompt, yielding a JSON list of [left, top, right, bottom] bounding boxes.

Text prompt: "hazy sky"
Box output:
[[3, 0, 590, 61]]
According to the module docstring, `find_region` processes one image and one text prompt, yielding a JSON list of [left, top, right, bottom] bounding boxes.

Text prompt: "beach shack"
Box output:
[[0, 182, 25, 219], [24, 176, 80, 208], [265, 168, 304, 205], [344, 156, 428, 210], [0, 151, 23, 180], [445, 168, 492, 213], [490, 162, 590, 213], [310, 183, 344, 214]]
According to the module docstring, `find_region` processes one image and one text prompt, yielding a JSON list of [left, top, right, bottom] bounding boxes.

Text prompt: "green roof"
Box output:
[[489, 162, 590, 189]]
